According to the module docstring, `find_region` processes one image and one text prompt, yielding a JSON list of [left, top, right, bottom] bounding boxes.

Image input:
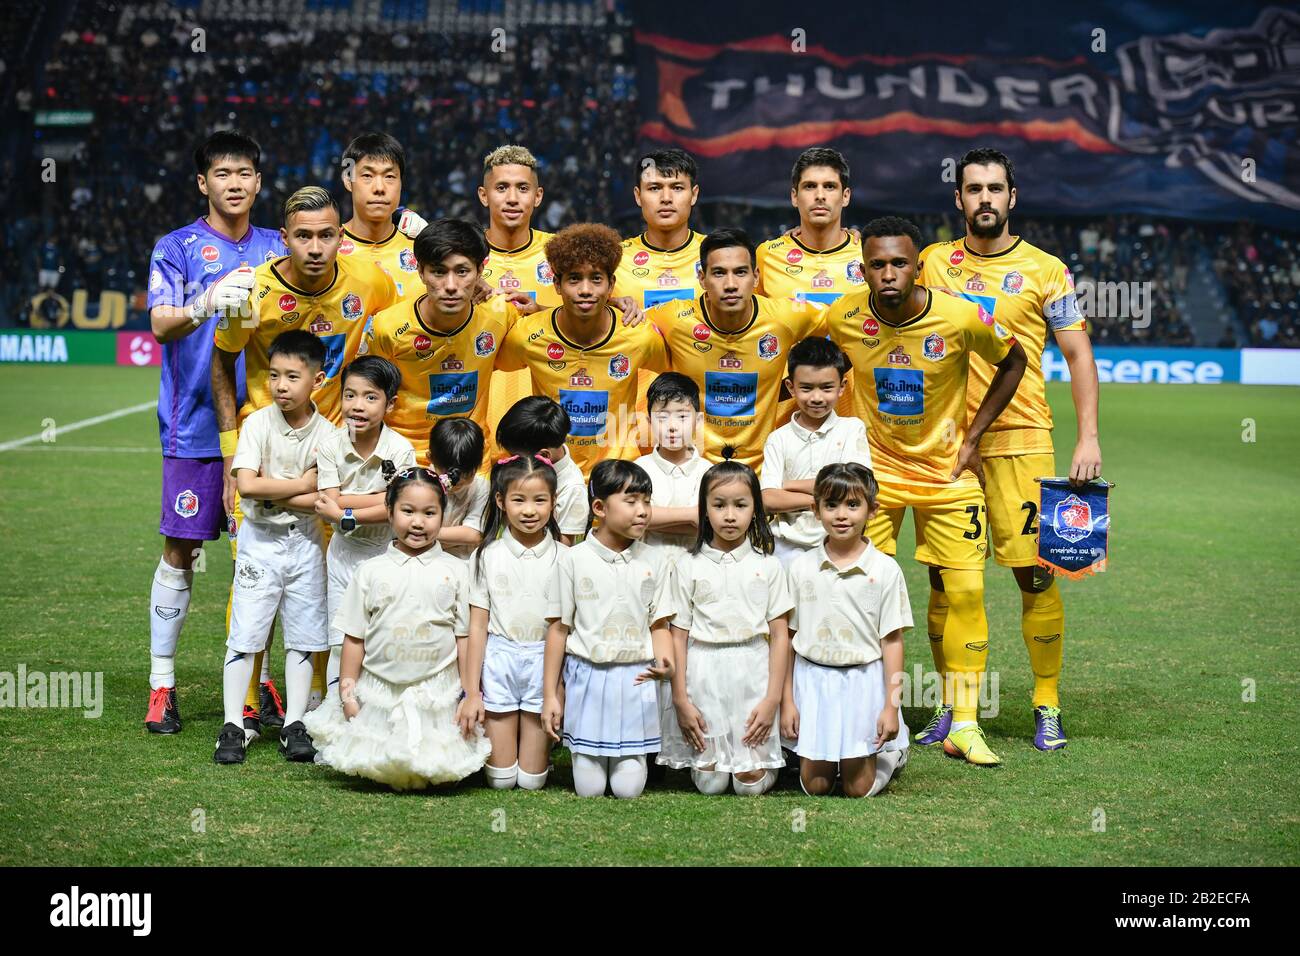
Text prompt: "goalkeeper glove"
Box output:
[[187, 266, 256, 323], [395, 208, 429, 240]]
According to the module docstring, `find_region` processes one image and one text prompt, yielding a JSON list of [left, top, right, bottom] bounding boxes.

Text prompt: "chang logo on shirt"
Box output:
[[427, 372, 477, 416], [558, 389, 609, 437], [704, 372, 758, 418], [874, 367, 925, 417]]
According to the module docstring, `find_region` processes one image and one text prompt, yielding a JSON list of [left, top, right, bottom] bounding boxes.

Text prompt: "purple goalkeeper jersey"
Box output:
[[146, 217, 285, 457]]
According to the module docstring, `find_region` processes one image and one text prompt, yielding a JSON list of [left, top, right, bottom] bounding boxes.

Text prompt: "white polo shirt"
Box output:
[[231, 402, 333, 528], [334, 541, 469, 685], [469, 530, 565, 643], [761, 411, 872, 549], [635, 448, 710, 555], [787, 540, 911, 667], [443, 474, 490, 558], [551, 452, 589, 537], [545, 533, 675, 664], [671, 541, 793, 644], [316, 424, 417, 543]]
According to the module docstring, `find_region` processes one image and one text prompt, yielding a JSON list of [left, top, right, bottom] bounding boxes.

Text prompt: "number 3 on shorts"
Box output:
[[962, 504, 987, 540]]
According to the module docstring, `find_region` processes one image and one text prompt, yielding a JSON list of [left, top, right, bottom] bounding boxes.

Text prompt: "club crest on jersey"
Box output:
[[811, 269, 833, 289], [786, 248, 803, 265], [862, 317, 880, 336], [887, 346, 911, 366], [475, 331, 495, 356], [695, 261, 703, 282], [965, 274, 986, 293], [309, 318, 333, 335], [279, 293, 297, 312], [657, 270, 680, 288], [412, 334, 432, 354], [399, 248, 418, 272], [923, 333, 946, 361], [498, 270, 521, 291], [201, 245, 219, 263], [847, 260, 865, 284], [1054, 494, 1093, 543], [949, 249, 965, 266], [441, 355, 463, 371], [1002, 271, 1024, 294], [173, 489, 200, 518], [719, 350, 743, 370], [537, 260, 555, 285], [342, 293, 363, 321], [339, 238, 355, 256], [264, 250, 277, 262], [608, 353, 631, 380], [633, 250, 650, 267], [546, 342, 565, 361], [757, 333, 780, 361], [569, 367, 593, 387]]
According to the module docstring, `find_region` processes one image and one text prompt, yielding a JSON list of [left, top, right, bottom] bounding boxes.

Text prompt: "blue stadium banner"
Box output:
[[1037, 479, 1112, 580], [631, 2, 1300, 228]]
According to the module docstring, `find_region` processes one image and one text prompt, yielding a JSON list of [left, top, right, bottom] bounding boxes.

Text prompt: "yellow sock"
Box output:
[[927, 588, 950, 703], [1021, 578, 1064, 709], [940, 568, 988, 724], [245, 651, 263, 709], [311, 651, 328, 695]]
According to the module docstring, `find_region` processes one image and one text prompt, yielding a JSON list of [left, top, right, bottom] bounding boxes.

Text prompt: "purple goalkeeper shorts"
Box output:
[[160, 456, 227, 541]]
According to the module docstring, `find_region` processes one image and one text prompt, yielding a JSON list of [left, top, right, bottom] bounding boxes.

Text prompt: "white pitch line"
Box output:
[[0, 401, 157, 452], [2, 445, 158, 453]]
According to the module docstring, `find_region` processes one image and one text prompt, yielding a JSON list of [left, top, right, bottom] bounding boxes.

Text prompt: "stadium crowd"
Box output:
[[3, 1, 1293, 349]]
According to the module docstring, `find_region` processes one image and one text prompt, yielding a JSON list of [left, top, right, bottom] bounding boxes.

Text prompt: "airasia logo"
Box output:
[[862, 317, 880, 336], [201, 245, 219, 262], [692, 323, 711, 342], [412, 334, 432, 352], [949, 249, 965, 266], [546, 342, 565, 361], [339, 238, 355, 256], [278, 293, 297, 311], [633, 250, 650, 267], [786, 248, 803, 264]]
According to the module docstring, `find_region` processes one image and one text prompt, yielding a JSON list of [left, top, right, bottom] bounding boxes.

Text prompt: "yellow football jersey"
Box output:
[[365, 293, 520, 464], [215, 256, 397, 426], [755, 232, 866, 306], [919, 237, 1086, 457], [826, 287, 1015, 503], [614, 231, 705, 310], [338, 226, 421, 302], [652, 294, 826, 472], [482, 228, 561, 307], [498, 307, 670, 476]]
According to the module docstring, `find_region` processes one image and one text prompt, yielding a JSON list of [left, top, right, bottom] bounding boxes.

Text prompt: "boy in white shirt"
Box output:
[[496, 396, 589, 544], [216, 331, 335, 765], [761, 337, 872, 565], [635, 372, 708, 561]]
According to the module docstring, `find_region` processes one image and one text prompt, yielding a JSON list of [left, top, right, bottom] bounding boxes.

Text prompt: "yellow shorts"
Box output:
[[867, 489, 990, 571], [982, 453, 1054, 568]]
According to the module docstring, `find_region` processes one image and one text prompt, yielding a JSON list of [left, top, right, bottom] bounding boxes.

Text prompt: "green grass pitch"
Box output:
[[0, 366, 1296, 865]]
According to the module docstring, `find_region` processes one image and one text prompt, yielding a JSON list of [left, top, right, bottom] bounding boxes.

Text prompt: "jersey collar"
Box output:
[[868, 288, 932, 329], [488, 228, 537, 256], [414, 295, 475, 339], [270, 259, 339, 299], [196, 216, 255, 246], [961, 236, 1022, 259], [551, 306, 617, 351], [639, 231, 698, 255], [343, 225, 399, 246], [789, 230, 853, 256], [700, 294, 759, 337]]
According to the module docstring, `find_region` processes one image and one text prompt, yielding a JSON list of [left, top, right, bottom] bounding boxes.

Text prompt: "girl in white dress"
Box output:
[[460, 454, 565, 791], [658, 457, 793, 795], [304, 467, 491, 790], [541, 459, 676, 799]]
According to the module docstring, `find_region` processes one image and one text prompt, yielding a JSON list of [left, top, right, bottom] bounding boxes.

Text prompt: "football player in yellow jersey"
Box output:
[[649, 228, 825, 471], [500, 223, 669, 477], [755, 147, 866, 308], [826, 217, 1027, 766], [337, 132, 428, 302], [615, 148, 706, 311], [917, 149, 1102, 752], [366, 218, 520, 466]]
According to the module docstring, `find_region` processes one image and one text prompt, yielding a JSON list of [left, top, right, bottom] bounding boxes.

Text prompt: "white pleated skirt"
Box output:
[[791, 654, 910, 762], [304, 662, 491, 791], [562, 655, 661, 757], [658, 637, 785, 773]]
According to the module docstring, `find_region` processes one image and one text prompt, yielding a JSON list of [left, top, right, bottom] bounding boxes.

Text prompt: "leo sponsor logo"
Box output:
[[811, 269, 834, 289], [278, 293, 297, 312], [498, 269, 521, 290], [546, 342, 565, 361], [441, 355, 464, 371], [569, 367, 593, 387], [657, 270, 680, 288], [309, 318, 333, 335], [887, 346, 911, 366], [719, 350, 743, 370], [965, 274, 986, 293]]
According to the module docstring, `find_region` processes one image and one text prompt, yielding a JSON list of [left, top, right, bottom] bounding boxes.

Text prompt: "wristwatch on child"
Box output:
[[340, 508, 356, 533]]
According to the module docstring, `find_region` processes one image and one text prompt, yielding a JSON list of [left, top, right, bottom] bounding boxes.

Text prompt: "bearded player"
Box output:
[[826, 217, 1027, 766], [918, 148, 1101, 752], [143, 131, 285, 735]]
